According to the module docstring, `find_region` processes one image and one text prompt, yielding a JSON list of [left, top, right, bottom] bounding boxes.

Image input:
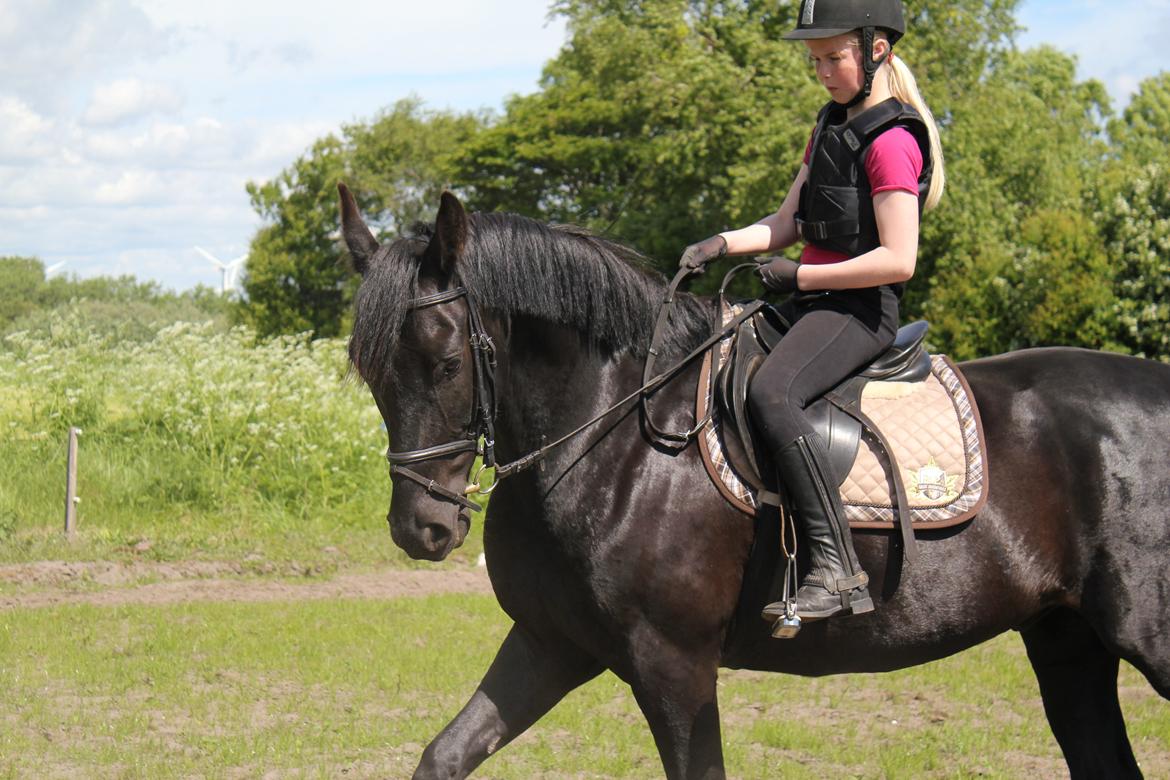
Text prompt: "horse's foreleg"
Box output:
[[412, 623, 601, 780], [627, 638, 725, 780], [1021, 607, 1143, 780]]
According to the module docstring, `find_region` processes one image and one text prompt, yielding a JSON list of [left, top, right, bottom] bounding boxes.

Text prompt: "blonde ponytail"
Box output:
[[887, 53, 945, 211]]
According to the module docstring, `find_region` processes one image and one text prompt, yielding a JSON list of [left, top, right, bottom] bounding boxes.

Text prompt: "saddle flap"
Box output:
[[750, 304, 791, 352], [728, 323, 769, 483], [713, 347, 761, 488]]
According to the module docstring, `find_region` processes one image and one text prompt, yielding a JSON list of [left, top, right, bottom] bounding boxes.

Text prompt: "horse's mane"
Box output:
[[349, 212, 711, 382]]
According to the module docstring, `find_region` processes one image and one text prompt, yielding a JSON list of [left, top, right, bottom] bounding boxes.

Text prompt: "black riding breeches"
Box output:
[[747, 285, 899, 457]]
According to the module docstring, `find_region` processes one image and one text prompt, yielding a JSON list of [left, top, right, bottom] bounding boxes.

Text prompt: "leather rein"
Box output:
[[386, 265, 764, 511]]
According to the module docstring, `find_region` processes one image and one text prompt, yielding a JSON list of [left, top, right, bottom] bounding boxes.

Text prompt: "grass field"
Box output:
[[2, 588, 1168, 779]]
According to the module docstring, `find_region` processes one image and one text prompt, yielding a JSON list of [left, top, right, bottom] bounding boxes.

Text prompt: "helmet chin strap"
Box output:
[[842, 26, 891, 109]]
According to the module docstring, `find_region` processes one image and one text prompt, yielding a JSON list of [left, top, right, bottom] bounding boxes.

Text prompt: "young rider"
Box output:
[[678, 0, 945, 630]]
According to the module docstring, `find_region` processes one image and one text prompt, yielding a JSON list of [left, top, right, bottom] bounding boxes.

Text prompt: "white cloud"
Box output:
[[93, 170, 164, 205], [242, 120, 336, 168], [82, 79, 184, 126], [0, 0, 568, 290], [0, 0, 173, 111], [1018, 0, 1170, 105], [0, 98, 56, 162]]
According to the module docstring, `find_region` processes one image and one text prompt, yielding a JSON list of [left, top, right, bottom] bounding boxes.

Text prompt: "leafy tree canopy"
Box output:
[[237, 98, 486, 338], [915, 46, 1112, 358], [458, 0, 1020, 269]]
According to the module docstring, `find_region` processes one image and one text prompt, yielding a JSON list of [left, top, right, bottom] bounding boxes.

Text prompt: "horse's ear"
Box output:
[[425, 190, 467, 275], [338, 182, 379, 276]]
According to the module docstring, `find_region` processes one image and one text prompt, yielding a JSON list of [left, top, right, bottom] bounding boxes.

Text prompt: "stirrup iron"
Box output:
[[771, 550, 802, 639]]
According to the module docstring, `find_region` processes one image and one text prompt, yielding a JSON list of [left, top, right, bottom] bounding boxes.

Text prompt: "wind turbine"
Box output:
[[194, 246, 247, 294]]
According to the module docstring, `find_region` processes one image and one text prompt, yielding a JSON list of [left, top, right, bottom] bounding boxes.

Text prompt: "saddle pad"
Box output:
[[696, 305, 989, 530]]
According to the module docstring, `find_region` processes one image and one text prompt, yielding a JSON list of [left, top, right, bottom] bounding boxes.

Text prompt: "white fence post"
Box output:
[[64, 427, 81, 537]]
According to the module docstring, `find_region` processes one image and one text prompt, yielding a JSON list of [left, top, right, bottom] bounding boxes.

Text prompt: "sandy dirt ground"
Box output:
[[0, 560, 492, 610]]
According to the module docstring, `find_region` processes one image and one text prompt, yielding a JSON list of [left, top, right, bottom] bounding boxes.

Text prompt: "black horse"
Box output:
[[338, 184, 1170, 779]]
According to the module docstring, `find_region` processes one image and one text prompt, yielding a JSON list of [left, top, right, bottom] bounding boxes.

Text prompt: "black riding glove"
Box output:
[[678, 235, 728, 273], [757, 257, 801, 293]]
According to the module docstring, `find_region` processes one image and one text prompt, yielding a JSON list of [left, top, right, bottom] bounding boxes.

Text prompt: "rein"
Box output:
[[387, 264, 763, 511]]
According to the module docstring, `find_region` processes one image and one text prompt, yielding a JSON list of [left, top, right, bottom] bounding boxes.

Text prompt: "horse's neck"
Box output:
[[493, 315, 640, 469]]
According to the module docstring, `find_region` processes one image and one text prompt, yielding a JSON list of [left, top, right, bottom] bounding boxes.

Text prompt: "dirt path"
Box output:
[[0, 561, 492, 610]]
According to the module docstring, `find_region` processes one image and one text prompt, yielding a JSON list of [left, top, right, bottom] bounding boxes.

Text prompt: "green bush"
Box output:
[[0, 307, 400, 563]]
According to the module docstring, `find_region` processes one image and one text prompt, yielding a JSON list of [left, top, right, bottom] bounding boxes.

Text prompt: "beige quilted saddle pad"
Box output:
[[696, 308, 989, 530]]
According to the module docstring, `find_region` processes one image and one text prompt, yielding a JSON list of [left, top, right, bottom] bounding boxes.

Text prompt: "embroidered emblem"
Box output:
[[803, 0, 816, 25], [905, 457, 960, 502]]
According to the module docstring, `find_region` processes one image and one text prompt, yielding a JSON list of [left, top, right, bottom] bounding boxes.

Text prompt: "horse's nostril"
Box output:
[[424, 521, 452, 551], [388, 507, 460, 561]]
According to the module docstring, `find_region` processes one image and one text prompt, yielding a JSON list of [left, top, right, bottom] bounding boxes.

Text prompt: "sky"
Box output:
[[1, 0, 1167, 293]]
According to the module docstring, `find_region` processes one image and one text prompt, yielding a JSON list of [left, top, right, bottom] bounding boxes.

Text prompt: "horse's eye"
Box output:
[[435, 356, 463, 383]]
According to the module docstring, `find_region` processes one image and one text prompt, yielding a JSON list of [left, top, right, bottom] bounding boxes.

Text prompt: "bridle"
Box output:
[[386, 265, 765, 513], [385, 285, 498, 513]]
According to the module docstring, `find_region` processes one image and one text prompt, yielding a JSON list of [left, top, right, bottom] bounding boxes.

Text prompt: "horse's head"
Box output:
[[340, 183, 481, 561]]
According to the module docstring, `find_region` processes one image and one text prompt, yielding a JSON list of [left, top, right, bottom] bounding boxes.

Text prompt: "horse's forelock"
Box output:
[[348, 236, 425, 385]]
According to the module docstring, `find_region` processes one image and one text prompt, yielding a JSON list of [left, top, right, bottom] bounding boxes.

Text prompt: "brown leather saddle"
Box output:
[[713, 304, 930, 558]]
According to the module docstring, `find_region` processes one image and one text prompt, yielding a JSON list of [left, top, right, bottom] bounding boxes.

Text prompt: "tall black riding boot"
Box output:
[[762, 434, 874, 625]]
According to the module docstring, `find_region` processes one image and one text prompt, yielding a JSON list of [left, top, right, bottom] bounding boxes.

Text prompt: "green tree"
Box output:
[[1100, 162, 1170, 361], [1096, 74, 1170, 360], [0, 257, 44, 324], [914, 47, 1112, 358], [241, 0, 1134, 358], [1109, 72, 1170, 164], [240, 135, 350, 338], [456, 0, 1022, 300], [239, 98, 485, 338], [1, 256, 229, 342]]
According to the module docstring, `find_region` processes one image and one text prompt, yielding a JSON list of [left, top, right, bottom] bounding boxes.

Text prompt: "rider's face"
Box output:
[[805, 34, 864, 103]]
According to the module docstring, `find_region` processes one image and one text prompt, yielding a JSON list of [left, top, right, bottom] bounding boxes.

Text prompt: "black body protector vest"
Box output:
[[797, 97, 933, 259]]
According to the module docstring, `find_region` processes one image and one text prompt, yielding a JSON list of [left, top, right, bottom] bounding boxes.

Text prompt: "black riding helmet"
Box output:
[[784, 0, 906, 107]]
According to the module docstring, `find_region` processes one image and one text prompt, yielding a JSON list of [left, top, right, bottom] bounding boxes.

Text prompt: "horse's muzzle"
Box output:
[[389, 507, 470, 561]]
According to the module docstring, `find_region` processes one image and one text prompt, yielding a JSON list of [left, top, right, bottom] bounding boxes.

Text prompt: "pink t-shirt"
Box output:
[[799, 126, 923, 265]]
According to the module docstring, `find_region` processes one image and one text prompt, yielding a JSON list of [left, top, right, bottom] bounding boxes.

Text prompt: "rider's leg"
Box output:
[[769, 432, 874, 620], [747, 290, 897, 624]]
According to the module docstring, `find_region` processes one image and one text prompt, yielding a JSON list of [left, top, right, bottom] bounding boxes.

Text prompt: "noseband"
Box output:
[[385, 285, 498, 512]]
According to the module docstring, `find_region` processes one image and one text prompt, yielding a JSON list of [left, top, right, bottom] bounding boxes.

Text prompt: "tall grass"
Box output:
[[0, 306, 463, 565]]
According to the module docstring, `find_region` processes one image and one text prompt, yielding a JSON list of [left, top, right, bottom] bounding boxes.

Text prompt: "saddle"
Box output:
[[696, 301, 989, 561], [715, 307, 930, 503]]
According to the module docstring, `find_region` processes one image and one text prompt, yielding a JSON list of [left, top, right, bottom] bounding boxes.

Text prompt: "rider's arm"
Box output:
[[719, 165, 808, 255], [795, 189, 919, 290]]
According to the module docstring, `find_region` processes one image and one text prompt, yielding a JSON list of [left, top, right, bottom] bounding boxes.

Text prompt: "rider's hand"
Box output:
[[678, 235, 728, 274], [757, 257, 801, 293]]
